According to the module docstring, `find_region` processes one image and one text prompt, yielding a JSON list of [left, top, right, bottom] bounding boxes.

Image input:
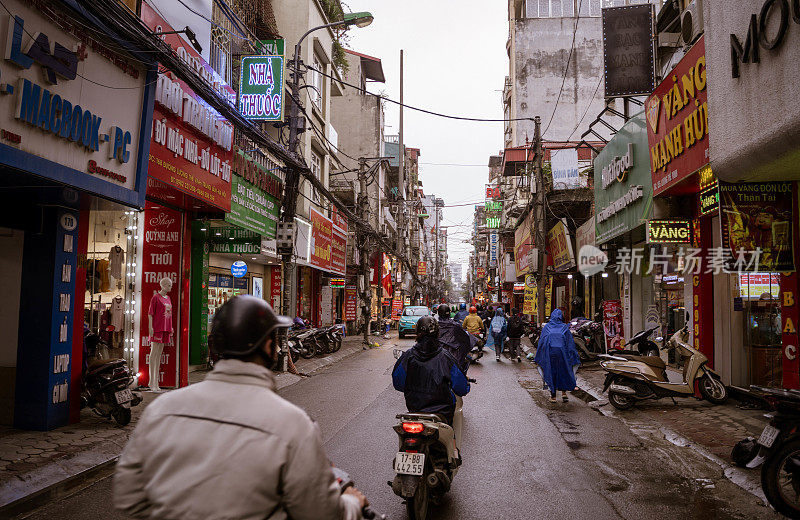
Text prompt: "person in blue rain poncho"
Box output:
[[534, 309, 581, 403]]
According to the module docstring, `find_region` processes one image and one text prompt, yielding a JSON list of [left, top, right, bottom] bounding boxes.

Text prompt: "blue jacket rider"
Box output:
[[392, 316, 470, 424]]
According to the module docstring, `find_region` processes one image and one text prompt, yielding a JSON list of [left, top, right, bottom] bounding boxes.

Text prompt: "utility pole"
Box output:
[[532, 116, 547, 325], [358, 158, 372, 346]]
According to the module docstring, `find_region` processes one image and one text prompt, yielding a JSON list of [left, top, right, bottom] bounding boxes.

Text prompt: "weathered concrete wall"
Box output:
[[330, 52, 384, 229], [510, 16, 609, 143], [703, 0, 800, 182]]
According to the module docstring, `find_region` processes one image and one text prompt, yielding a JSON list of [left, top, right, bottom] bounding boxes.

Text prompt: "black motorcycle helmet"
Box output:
[[437, 304, 451, 320], [209, 295, 293, 359], [415, 316, 439, 340], [731, 437, 760, 467]]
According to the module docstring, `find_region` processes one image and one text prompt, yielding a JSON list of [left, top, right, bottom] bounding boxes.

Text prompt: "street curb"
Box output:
[[0, 457, 118, 518]]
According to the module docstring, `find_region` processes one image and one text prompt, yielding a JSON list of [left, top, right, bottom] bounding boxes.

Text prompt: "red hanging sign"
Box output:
[[646, 36, 709, 196], [602, 300, 625, 351]]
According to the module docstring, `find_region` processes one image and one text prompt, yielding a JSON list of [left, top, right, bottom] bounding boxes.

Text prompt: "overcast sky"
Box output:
[[346, 1, 509, 269]]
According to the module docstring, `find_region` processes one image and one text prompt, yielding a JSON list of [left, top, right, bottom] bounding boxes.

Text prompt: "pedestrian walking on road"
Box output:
[[114, 295, 368, 520], [490, 308, 507, 362], [534, 308, 581, 403], [506, 308, 525, 362]]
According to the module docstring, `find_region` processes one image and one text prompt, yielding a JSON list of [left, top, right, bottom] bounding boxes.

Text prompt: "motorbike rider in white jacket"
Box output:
[[113, 295, 368, 520]]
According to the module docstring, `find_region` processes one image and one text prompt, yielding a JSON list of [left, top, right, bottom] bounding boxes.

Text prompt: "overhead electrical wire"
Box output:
[[304, 64, 534, 124]]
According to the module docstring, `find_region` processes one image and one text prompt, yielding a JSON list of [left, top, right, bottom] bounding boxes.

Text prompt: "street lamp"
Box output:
[[278, 11, 375, 365], [288, 11, 374, 154], [154, 26, 203, 54]]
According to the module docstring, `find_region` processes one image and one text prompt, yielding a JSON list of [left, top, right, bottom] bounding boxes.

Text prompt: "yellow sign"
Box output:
[[547, 219, 575, 271], [523, 286, 536, 315]]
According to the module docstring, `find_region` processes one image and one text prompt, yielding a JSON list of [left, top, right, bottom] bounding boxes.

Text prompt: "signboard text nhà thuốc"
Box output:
[[239, 55, 285, 122]]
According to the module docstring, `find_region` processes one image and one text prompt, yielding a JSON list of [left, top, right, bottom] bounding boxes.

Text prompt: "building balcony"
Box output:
[[330, 178, 357, 206]]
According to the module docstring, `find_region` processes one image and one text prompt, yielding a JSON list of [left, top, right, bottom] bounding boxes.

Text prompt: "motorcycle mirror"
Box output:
[[655, 337, 663, 342], [392, 348, 402, 359]]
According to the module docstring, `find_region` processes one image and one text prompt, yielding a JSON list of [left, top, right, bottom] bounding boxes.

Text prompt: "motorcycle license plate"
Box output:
[[394, 452, 425, 476], [758, 425, 780, 448], [114, 388, 133, 404]]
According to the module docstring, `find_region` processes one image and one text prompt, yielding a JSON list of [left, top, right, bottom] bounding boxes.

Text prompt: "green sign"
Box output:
[[487, 216, 501, 228], [239, 55, 285, 121], [259, 39, 284, 56], [699, 184, 719, 216], [594, 112, 653, 245], [225, 175, 280, 239], [211, 226, 260, 241]]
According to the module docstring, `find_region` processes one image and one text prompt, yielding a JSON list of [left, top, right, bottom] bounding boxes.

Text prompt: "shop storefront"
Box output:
[[0, 0, 153, 429], [138, 2, 234, 389], [187, 147, 284, 365], [594, 111, 654, 347], [703, 1, 800, 389], [646, 35, 714, 370]]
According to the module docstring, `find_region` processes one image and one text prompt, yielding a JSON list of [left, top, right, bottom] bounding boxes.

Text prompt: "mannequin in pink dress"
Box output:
[[147, 277, 173, 392]]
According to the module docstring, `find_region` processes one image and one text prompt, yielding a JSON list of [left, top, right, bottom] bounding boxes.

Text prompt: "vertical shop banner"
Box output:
[[719, 181, 795, 272], [392, 299, 403, 320], [489, 233, 498, 268], [601, 4, 656, 97], [331, 219, 348, 277], [382, 254, 393, 299], [320, 285, 333, 326], [269, 267, 282, 310], [782, 274, 800, 389], [647, 36, 708, 195], [523, 285, 536, 316], [309, 207, 332, 271], [603, 300, 625, 351], [139, 202, 182, 388], [345, 286, 358, 321], [515, 211, 534, 275], [142, 3, 234, 211], [547, 219, 576, 271], [418, 261, 427, 276]]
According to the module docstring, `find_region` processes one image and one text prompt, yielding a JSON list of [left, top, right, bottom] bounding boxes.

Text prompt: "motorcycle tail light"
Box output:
[[402, 422, 424, 434]]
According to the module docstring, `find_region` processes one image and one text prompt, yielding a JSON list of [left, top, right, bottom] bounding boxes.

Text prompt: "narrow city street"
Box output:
[[19, 340, 776, 520]]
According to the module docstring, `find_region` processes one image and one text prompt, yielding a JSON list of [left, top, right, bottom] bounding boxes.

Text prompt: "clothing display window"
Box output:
[[83, 200, 139, 363]]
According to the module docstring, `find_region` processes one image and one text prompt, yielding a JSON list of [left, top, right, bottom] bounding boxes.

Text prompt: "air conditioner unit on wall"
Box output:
[[680, 0, 704, 47]]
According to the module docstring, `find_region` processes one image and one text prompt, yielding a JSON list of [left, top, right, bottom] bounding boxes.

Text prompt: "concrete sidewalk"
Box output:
[[0, 333, 389, 515], [517, 340, 770, 498]]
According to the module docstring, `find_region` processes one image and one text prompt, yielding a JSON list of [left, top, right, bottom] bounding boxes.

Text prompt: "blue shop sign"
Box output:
[[0, 5, 155, 209], [231, 260, 248, 278]]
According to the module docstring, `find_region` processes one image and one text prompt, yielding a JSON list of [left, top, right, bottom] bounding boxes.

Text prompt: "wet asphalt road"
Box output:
[[19, 337, 779, 520]]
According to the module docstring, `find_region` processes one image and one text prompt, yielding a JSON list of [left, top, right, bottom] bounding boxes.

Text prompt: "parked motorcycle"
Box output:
[[615, 326, 661, 357], [731, 386, 800, 518], [568, 317, 605, 361], [82, 330, 142, 426], [288, 328, 317, 360], [599, 318, 727, 410]]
